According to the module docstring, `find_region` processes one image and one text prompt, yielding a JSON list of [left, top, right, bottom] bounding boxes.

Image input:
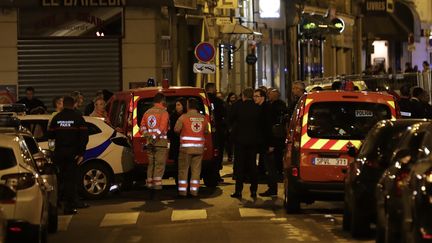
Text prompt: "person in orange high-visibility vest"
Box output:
[[140, 93, 169, 190], [174, 98, 208, 197]]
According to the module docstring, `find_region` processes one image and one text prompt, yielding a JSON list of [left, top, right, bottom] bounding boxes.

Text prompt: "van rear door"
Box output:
[[300, 101, 393, 182]]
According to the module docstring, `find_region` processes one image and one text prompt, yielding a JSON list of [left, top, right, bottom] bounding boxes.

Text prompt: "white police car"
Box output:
[[18, 115, 134, 199], [0, 131, 50, 243]]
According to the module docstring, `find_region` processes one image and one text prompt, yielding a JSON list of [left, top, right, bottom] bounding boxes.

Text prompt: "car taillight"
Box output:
[[1, 173, 35, 191], [420, 228, 432, 239]]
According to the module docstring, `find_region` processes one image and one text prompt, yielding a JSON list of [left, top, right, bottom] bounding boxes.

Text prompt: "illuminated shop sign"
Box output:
[[364, 0, 394, 14], [259, 0, 280, 18], [41, 0, 126, 7]]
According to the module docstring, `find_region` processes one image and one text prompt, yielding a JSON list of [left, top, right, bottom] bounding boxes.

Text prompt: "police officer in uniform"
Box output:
[[140, 93, 169, 191], [174, 98, 208, 197], [48, 96, 89, 215]]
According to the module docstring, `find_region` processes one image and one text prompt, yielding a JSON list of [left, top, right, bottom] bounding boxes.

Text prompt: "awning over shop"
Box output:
[[220, 24, 262, 36], [362, 0, 421, 42]]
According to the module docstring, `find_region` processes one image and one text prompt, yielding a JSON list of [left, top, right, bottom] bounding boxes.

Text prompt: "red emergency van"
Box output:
[[284, 90, 399, 212], [107, 83, 219, 187]]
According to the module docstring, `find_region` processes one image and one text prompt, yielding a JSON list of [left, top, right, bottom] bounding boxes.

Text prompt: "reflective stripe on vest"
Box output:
[[181, 143, 205, 148], [179, 113, 206, 148]]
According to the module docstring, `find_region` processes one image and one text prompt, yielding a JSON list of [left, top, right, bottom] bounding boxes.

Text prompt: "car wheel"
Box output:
[[342, 197, 351, 231], [48, 203, 58, 233], [79, 163, 112, 200], [284, 183, 300, 213], [350, 200, 370, 238]]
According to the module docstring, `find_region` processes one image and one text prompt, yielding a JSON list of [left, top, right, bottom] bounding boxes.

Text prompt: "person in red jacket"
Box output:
[[174, 98, 208, 197], [140, 93, 169, 190]]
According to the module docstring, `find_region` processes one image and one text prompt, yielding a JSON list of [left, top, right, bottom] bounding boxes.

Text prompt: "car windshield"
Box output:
[[307, 102, 391, 140], [0, 147, 17, 170]]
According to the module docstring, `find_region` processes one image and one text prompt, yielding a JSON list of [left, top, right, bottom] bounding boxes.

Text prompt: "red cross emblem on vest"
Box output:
[[191, 121, 202, 133], [147, 115, 157, 128]]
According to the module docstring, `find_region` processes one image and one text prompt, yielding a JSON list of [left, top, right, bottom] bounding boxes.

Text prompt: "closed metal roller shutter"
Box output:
[[18, 38, 121, 112]]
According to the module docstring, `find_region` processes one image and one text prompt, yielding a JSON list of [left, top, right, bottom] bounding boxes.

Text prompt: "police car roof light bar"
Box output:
[[0, 114, 21, 129]]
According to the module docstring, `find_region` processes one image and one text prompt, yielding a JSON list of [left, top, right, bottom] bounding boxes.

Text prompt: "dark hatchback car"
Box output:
[[402, 153, 432, 242], [376, 122, 431, 243], [344, 119, 429, 238]]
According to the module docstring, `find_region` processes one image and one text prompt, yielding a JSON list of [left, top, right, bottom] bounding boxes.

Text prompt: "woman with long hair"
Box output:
[[168, 97, 187, 163]]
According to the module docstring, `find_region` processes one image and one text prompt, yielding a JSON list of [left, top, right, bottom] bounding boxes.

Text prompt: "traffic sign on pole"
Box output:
[[195, 42, 215, 63], [246, 54, 258, 65]]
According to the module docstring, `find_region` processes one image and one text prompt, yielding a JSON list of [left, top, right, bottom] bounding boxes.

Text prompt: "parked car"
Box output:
[[344, 119, 429, 238], [0, 115, 52, 243], [283, 88, 398, 213], [18, 114, 134, 199], [107, 83, 219, 187], [402, 154, 432, 242], [376, 122, 431, 243]]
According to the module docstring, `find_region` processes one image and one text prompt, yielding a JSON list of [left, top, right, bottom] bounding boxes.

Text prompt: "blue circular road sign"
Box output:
[[195, 42, 215, 63]]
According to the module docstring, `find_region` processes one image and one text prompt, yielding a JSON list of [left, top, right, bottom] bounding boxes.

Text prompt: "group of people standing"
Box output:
[[16, 87, 113, 120], [140, 93, 208, 198], [139, 82, 292, 200], [228, 86, 290, 199]]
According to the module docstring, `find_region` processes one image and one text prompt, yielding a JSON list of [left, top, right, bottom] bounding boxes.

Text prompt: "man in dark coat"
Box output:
[[268, 89, 288, 176], [205, 83, 226, 182], [229, 87, 261, 199]]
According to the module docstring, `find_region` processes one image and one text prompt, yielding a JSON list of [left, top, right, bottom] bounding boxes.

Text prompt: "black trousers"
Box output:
[[234, 144, 258, 193], [264, 151, 278, 192], [55, 149, 79, 209]]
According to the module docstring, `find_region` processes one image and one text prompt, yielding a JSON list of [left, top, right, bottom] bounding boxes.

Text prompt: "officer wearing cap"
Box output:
[[48, 96, 89, 215]]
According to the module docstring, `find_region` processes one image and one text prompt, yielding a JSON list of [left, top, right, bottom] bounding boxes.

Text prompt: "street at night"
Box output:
[[49, 165, 373, 243]]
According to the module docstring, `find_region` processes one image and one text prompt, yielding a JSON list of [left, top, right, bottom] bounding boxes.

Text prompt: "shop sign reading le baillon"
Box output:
[[41, 0, 126, 7]]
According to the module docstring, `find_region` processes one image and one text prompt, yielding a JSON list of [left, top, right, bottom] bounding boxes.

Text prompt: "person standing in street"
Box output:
[[253, 89, 278, 197], [84, 90, 104, 116], [174, 98, 208, 197], [398, 84, 414, 118], [89, 96, 108, 120], [140, 93, 170, 192], [205, 82, 226, 183], [230, 87, 261, 199], [168, 98, 187, 164], [268, 88, 288, 177], [17, 87, 46, 114], [48, 96, 89, 215], [225, 92, 237, 163]]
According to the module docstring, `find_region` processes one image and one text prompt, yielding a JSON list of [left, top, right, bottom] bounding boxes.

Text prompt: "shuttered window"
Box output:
[[18, 38, 121, 112]]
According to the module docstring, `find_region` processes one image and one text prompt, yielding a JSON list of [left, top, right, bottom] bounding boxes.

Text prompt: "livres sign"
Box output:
[[41, 0, 126, 7], [364, 0, 394, 14]]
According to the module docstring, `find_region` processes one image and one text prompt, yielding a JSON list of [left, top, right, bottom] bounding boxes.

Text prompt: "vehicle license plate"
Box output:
[[312, 157, 348, 166]]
